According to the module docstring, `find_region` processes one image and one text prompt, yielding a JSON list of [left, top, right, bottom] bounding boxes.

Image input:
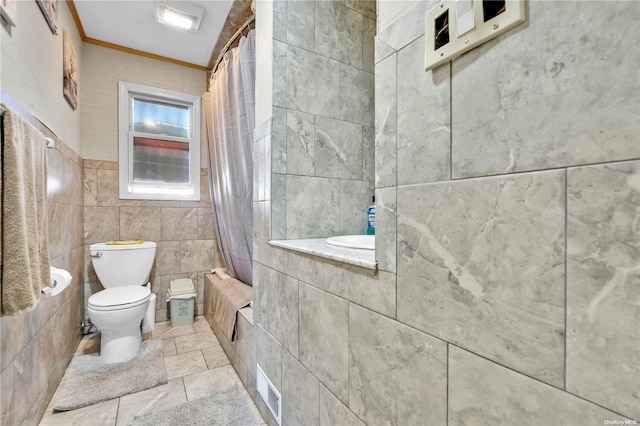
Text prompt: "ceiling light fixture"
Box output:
[[156, 2, 204, 33]]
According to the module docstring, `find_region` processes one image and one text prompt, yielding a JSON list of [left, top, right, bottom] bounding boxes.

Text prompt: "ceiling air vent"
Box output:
[[257, 364, 281, 425]]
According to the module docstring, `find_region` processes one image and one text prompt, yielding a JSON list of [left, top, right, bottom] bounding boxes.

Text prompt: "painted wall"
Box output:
[[1, 2, 84, 424], [268, 0, 376, 240], [0, 1, 83, 153], [80, 43, 207, 165], [248, 0, 640, 425]]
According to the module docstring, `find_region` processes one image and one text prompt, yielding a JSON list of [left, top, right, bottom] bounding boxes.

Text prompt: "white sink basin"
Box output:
[[326, 235, 375, 250]]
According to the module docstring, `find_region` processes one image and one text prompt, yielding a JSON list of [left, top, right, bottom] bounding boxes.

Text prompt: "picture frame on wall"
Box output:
[[0, 0, 17, 27], [63, 31, 78, 110], [36, 0, 57, 34]]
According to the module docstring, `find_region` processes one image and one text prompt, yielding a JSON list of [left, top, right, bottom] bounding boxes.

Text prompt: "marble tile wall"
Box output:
[[397, 171, 566, 386], [1, 99, 83, 425], [270, 0, 376, 239], [83, 159, 224, 321], [243, 0, 640, 425]]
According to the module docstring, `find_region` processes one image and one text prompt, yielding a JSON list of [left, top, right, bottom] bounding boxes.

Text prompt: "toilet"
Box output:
[[87, 241, 156, 364]]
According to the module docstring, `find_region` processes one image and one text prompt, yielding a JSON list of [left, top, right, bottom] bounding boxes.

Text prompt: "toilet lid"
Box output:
[[88, 286, 151, 311]]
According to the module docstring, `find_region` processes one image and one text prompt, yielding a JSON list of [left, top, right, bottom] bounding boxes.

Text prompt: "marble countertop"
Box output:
[[269, 238, 378, 271]]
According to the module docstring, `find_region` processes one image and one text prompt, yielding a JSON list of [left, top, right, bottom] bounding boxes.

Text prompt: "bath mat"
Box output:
[[132, 384, 262, 426], [53, 340, 168, 411]]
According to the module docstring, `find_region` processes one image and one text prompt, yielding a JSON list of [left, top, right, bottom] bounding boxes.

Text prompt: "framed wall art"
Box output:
[[36, 0, 57, 34], [63, 31, 78, 109], [0, 0, 17, 27]]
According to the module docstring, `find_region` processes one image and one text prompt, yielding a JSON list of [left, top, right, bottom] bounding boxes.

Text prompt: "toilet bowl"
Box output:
[[88, 241, 156, 364], [88, 286, 151, 363]]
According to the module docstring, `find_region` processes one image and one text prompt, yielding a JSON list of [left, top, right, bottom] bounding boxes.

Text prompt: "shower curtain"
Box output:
[[204, 30, 255, 285]]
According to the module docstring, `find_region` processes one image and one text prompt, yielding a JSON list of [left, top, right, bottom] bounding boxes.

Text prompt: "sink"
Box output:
[[326, 235, 375, 250]]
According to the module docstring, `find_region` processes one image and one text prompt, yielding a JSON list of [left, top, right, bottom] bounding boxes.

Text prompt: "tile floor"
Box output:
[[39, 316, 264, 426]]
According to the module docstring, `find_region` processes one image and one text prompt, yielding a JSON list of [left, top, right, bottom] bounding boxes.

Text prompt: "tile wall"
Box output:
[[82, 160, 224, 321], [269, 0, 376, 239], [1, 98, 84, 425], [247, 0, 640, 425]]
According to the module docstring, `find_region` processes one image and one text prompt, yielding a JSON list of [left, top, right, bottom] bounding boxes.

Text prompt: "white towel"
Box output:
[[1, 105, 51, 315]]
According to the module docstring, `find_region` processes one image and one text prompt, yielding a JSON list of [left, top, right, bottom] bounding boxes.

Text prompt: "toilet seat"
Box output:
[[88, 286, 151, 311]]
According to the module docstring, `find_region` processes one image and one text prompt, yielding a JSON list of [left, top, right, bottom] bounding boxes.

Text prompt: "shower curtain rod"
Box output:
[[211, 14, 256, 76]]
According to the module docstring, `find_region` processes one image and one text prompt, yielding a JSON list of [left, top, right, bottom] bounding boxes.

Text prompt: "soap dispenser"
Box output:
[[367, 196, 375, 235]]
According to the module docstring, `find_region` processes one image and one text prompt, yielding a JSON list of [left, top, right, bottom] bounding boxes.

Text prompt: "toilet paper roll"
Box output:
[[43, 267, 72, 297]]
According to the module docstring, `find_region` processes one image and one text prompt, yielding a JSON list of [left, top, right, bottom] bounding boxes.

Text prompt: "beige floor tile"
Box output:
[[116, 378, 186, 426], [175, 330, 218, 354], [183, 365, 244, 401], [163, 338, 177, 357], [152, 322, 194, 340], [202, 344, 231, 370], [164, 350, 208, 380], [39, 398, 119, 426], [192, 316, 212, 333]]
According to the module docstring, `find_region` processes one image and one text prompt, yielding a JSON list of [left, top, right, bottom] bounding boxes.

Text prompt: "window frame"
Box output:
[[118, 81, 201, 201]]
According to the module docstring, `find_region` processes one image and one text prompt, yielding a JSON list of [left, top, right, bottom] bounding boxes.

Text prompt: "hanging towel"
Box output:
[[1, 105, 51, 316], [211, 278, 252, 342]]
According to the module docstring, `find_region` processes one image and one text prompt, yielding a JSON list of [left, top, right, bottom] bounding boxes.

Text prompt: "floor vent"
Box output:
[[257, 364, 281, 425]]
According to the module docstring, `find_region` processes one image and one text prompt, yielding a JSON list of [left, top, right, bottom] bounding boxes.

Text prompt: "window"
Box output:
[[118, 81, 201, 201]]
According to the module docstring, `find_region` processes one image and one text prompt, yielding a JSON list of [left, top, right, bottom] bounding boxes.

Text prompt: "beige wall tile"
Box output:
[[197, 208, 216, 240], [155, 241, 181, 276], [83, 168, 98, 206], [83, 159, 118, 170], [162, 208, 198, 241], [181, 240, 216, 273], [0, 362, 15, 426], [97, 169, 140, 207], [48, 203, 77, 259], [119, 206, 162, 241], [180, 174, 212, 208], [84, 206, 119, 244]]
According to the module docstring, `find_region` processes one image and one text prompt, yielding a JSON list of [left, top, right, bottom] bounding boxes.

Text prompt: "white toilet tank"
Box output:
[[90, 241, 156, 288]]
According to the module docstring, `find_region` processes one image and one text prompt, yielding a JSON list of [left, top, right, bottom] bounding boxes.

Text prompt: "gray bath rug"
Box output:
[[53, 340, 168, 411], [132, 384, 262, 426]]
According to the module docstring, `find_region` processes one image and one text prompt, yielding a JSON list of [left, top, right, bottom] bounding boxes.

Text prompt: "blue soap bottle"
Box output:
[[367, 196, 375, 235]]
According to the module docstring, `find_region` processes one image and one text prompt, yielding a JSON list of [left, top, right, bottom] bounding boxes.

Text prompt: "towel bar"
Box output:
[[1, 106, 55, 148]]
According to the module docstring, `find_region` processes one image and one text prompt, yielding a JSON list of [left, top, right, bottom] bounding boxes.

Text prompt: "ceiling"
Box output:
[[72, 0, 235, 68]]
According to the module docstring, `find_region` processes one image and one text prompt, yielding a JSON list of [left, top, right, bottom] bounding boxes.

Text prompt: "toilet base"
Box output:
[[99, 324, 142, 364]]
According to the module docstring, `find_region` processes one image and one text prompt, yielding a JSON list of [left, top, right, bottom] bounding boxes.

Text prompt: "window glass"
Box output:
[[133, 98, 189, 138], [132, 137, 189, 183]]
